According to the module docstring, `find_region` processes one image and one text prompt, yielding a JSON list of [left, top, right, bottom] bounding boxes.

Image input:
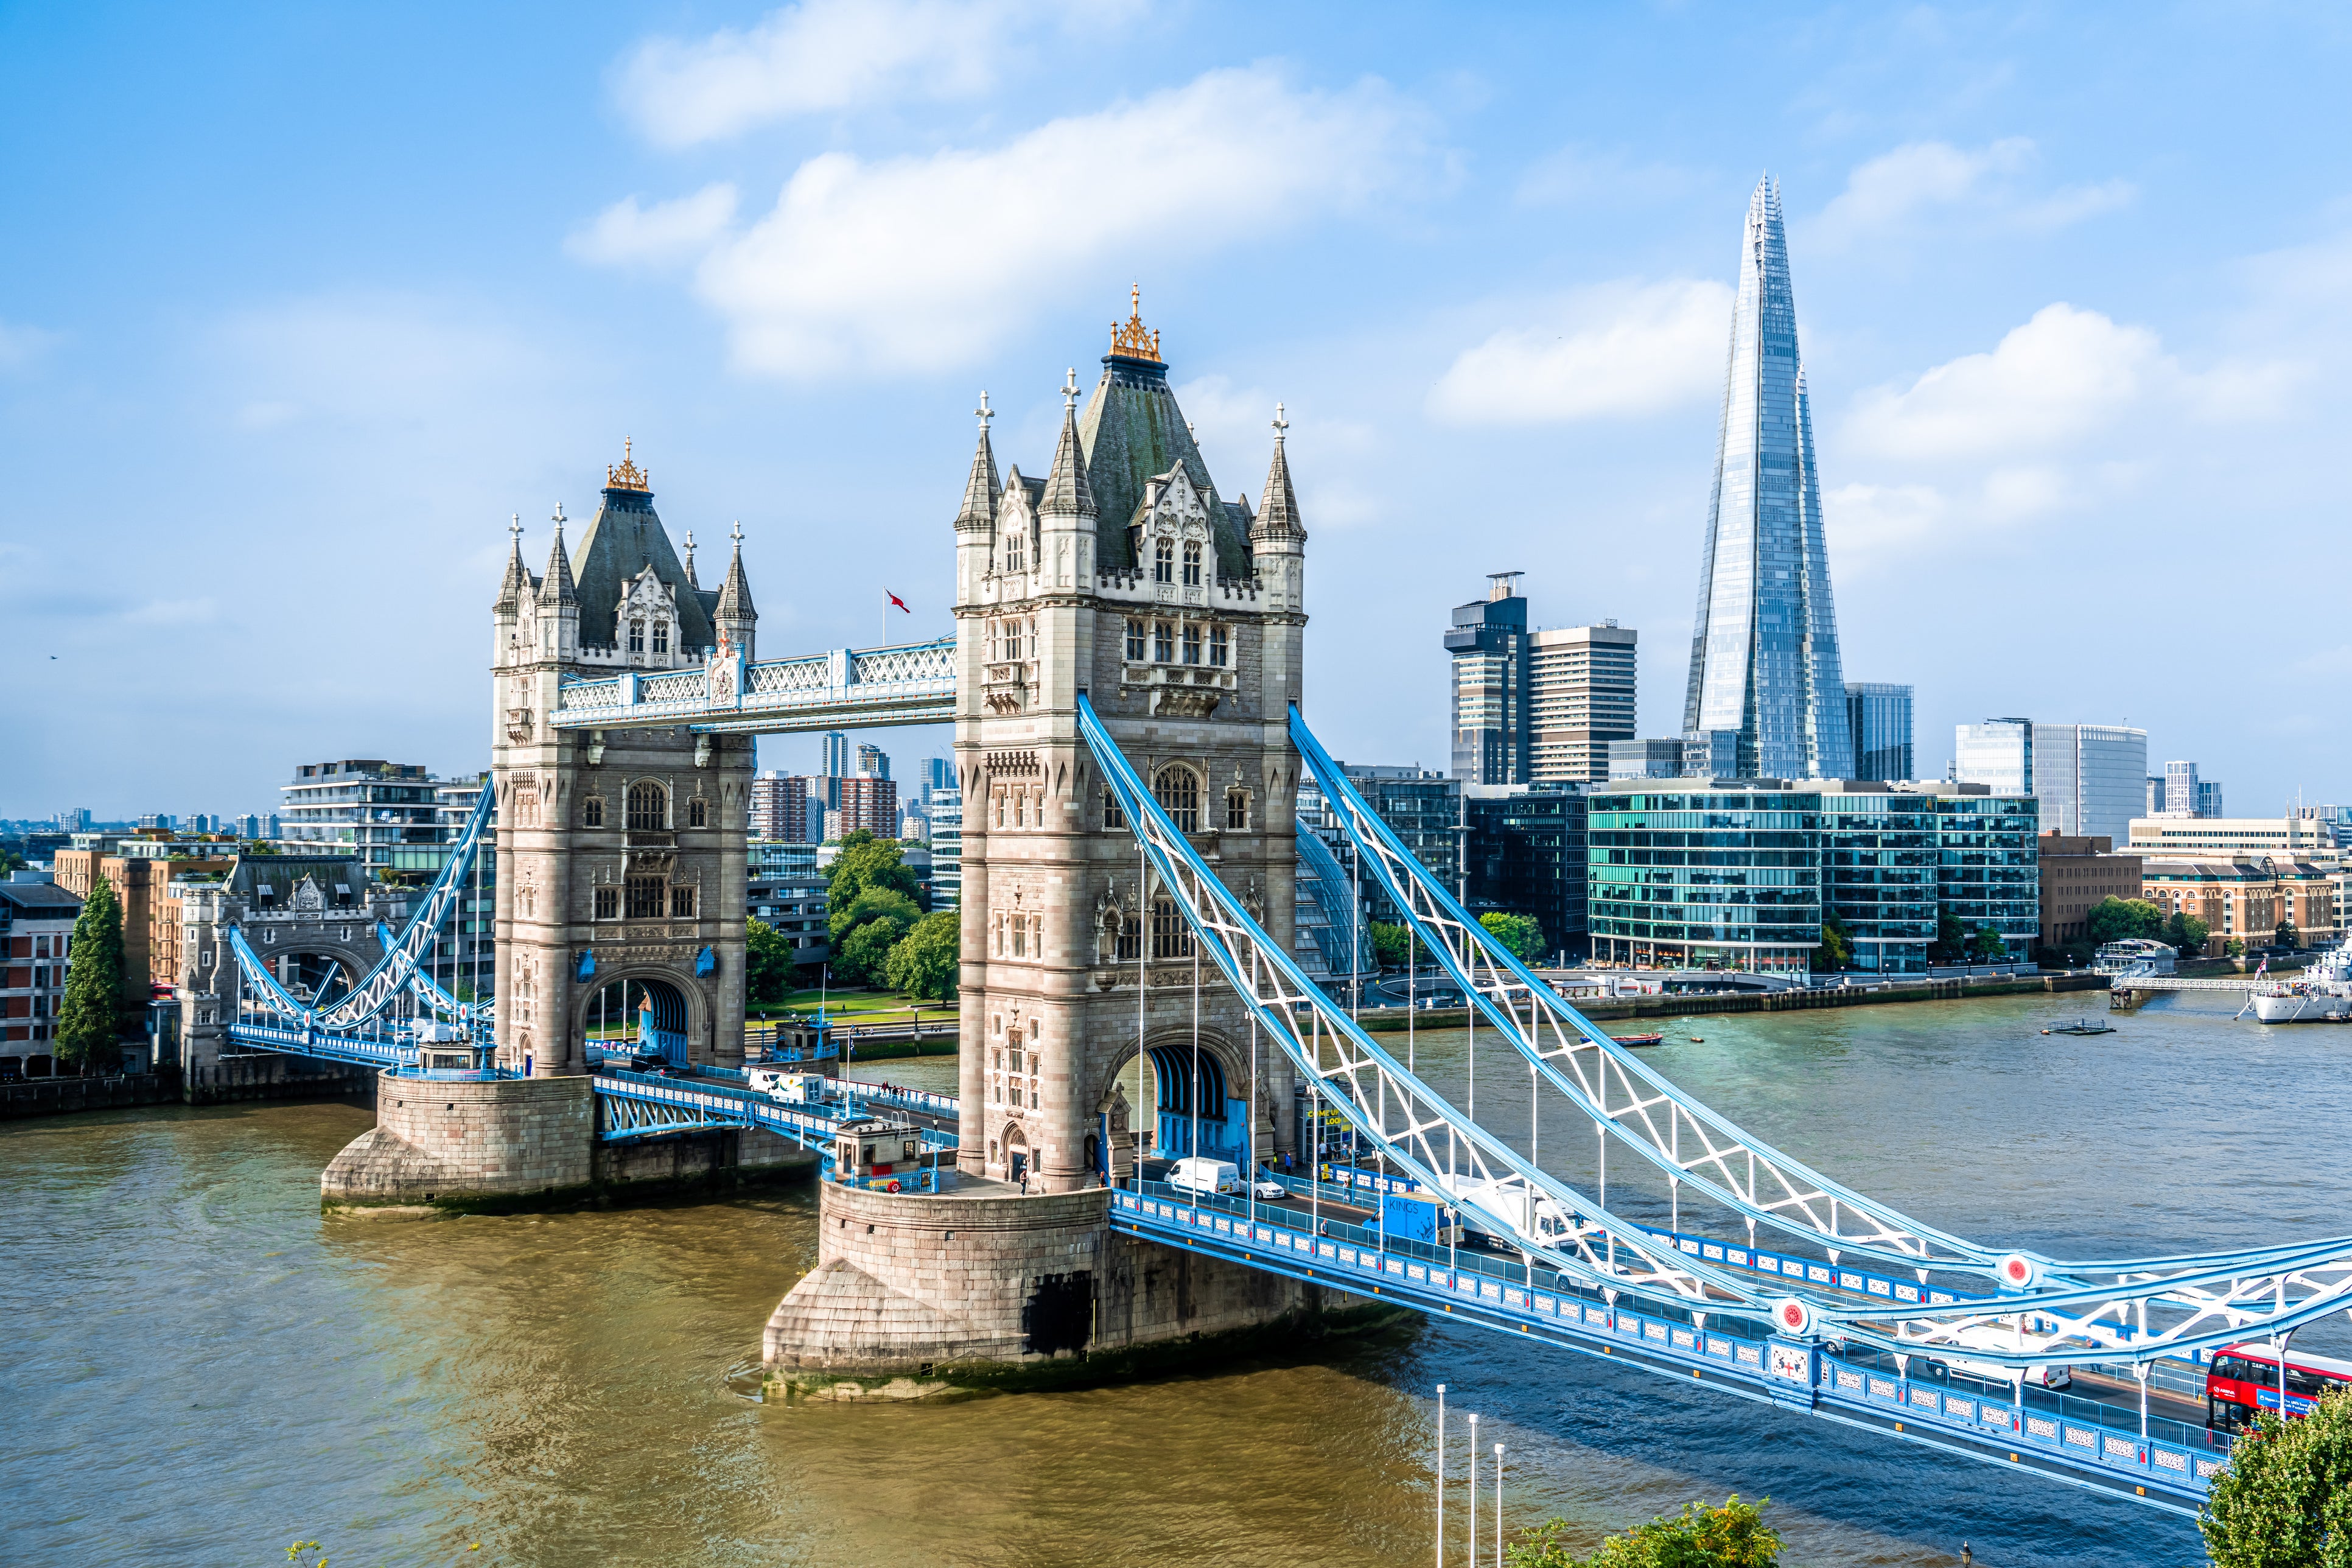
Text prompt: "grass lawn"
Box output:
[[747, 988, 958, 1020]]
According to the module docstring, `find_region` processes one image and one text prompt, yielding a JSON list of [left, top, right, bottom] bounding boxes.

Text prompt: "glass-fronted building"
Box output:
[[1953, 719, 2034, 796], [2028, 723, 2146, 843], [1844, 684, 1914, 783], [1928, 791, 2041, 958], [1463, 784, 1589, 960], [1818, 788, 1935, 972], [279, 758, 444, 871], [1587, 783, 1823, 971]]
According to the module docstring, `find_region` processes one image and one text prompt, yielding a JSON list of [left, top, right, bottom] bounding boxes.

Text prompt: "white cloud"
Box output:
[[0, 319, 62, 373], [1426, 279, 1732, 426], [686, 67, 1433, 377], [566, 184, 738, 268], [1813, 138, 2133, 249], [617, 0, 1136, 147]]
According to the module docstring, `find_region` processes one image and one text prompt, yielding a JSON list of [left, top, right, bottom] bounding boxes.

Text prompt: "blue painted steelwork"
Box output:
[[550, 637, 955, 735], [591, 1068, 957, 1167], [1110, 1183, 2221, 1514]]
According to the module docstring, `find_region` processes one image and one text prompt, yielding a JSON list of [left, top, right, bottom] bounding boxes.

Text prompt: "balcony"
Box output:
[[982, 660, 1029, 715], [1120, 662, 1237, 718]]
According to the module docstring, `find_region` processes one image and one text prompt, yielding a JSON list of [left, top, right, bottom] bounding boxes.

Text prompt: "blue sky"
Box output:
[[7, 2, 2351, 819]]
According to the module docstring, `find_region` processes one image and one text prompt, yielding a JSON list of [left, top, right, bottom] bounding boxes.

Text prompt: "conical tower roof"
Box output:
[[1074, 288, 1250, 575], [568, 442, 715, 651], [955, 395, 1002, 530], [543, 511, 578, 606], [1039, 375, 1096, 520], [1253, 404, 1303, 542], [493, 516, 528, 612], [715, 525, 755, 620]]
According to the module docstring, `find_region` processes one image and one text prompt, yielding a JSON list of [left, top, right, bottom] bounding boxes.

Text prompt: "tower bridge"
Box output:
[[198, 293, 2352, 1516]]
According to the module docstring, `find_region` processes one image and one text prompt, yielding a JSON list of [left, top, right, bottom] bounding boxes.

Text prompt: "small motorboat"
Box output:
[[2042, 1019, 2116, 1036], [1688, 1036, 1705, 1043], [1611, 1032, 1664, 1048]]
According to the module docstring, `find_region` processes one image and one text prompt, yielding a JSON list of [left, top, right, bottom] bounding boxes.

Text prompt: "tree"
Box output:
[[54, 875, 126, 1073], [1928, 905, 1969, 963], [2199, 1389, 2352, 1567], [2166, 911, 2211, 956], [825, 830, 923, 936], [884, 910, 961, 1001], [1478, 911, 1545, 962], [830, 885, 922, 950], [1367, 920, 1432, 970], [838, 913, 913, 985], [1507, 1496, 1782, 1568], [2277, 916, 2300, 951], [1812, 912, 1852, 971], [2085, 897, 2167, 946], [2227, 937, 2246, 958], [745, 917, 797, 1004], [1968, 923, 2011, 961]]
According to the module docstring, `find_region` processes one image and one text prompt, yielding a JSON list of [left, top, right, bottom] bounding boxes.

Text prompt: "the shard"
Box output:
[[1682, 176, 1853, 780]]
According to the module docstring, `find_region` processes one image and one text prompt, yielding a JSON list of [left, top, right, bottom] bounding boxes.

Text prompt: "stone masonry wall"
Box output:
[[321, 1073, 592, 1208]]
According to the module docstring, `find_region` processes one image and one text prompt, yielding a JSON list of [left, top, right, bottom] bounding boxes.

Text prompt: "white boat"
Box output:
[[2246, 937, 2352, 1023]]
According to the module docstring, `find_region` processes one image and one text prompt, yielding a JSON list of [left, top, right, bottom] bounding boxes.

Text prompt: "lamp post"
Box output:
[[1434, 1384, 1446, 1568], [1492, 1443, 1503, 1568], [1466, 1413, 1479, 1567]]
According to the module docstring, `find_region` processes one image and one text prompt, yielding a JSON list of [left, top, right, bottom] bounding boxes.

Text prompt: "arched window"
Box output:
[[1007, 530, 1026, 573], [1154, 766, 1200, 833], [1227, 789, 1249, 831], [1102, 787, 1125, 831], [581, 796, 604, 828], [1182, 541, 1202, 587], [1124, 618, 1146, 661], [1153, 538, 1174, 583], [628, 620, 645, 654], [687, 797, 707, 828], [652, 620, 670, 655], [1151, 895, 1194, 959], [1153, 621, 1175, 662], [1181, 625, 1202, 665], [1209, 626, 1229, 667], [626, 780, 667, 831]]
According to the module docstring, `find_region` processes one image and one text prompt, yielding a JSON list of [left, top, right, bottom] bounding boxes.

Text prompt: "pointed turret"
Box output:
[[714, 522, 757, 663], [1038, 370, 1096, 521], [681, 530, 700, 587], [493, 514, 528, 614], [1251, 403, 1304, 547], [544, 511, 578, 604], [954, 393, 1003, 533]]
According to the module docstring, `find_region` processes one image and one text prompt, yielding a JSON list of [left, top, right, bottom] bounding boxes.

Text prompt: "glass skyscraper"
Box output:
[[1683, 176, 1853, 780], [1844, 682, 1914, 782]]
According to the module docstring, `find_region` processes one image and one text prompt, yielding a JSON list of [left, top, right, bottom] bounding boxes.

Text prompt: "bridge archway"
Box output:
[[581, 972, 698, 1066], [1104, 1027, 1269, 1169]]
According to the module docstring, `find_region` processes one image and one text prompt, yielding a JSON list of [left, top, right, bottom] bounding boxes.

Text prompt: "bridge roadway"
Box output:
[[1111, 1178, 2223, 1515]]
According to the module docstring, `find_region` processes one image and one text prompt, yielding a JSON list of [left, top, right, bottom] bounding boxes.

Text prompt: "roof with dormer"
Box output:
[[570, 452, 719, 652], [1074, 293, 1251, 577]]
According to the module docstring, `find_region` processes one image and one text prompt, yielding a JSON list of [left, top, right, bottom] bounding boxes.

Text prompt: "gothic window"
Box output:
[[1116, 910, 1141, 961], [1209, 626, 1228, 668], [582, 796, 604, 828], [1153, 621, 1175, 662], [653, 621, 670, 655], [1181, 625, 1202, 665], [1153, 538, 1174, 583], [670, 886, 696, 919], [687, 797, 707, 828], [595, 886, 618, 920], [1151, 895, 1194, 959], [625, 873, 665, 919], [1154, 765, 1200, 833], [1182, 542, 1202, 587], [1013, 793, 1026, 828], [1124, 619, 1146, 661], [626, 780, 667, 831], [629, 620, 645, 654], [993, 792, 1006, 828], [1029, 914, 1043, 958], [1102, 788, 1125, 831], [1007, 531, 1025, 573], [1227, 789, 1249, 831], [1011, 916, 1026, 957]]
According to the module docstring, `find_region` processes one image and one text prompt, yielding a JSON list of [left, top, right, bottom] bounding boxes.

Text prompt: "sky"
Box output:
[[5, 2, 2352, 821]]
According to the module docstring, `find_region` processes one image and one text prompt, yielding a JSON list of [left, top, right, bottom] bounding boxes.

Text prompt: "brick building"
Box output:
[[2037, 833, 2143, 950], [1, 878, 83, 1073], [54, 841, 236, 1006], [2141, 857, 2339, 951]]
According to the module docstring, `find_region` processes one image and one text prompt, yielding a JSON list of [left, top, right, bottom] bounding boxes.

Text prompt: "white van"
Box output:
[[1168, 1157, 1241, 1197], [747, 1068, 822, 1104], [1930, 1324, 2073, 1391], [1435, 1174, 1574, 1247]]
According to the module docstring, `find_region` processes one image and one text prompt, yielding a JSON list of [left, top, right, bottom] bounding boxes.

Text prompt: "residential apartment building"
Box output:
[[2163, 761, 2224, 819], [2037, 833, 2144, 949], [748, 840, 828, 964], [1, 877, 83, 1071], [1445, 572, 1636, 787], [837, 775, 899, 839], [1844, 684, 1914, 783], [54, 841, 237, 1006], [279, 758, 445, 871], [748, 772, 814, 842], [929, 785, 962, 908], [1461, 785, 1589, 959]]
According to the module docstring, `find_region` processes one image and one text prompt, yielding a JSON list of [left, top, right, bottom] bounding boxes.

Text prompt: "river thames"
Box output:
[[6, 987, 2339, 1566]]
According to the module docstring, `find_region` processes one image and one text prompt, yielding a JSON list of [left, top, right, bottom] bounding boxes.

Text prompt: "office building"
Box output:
[[1447, 574, 1637, 788], [2141, 858, 2338, 950], [1462, 785, 1589, 959], [1926, 786, 2042, 957], [1844, 684, 1913, 783], [749, 772, 814, 843], [2127, 815, 2340, 858], [279, 759, 444, 871], [1607, 729, 1742, 781], [1818, 786, 1937, 973], [922, 757, 956, 797], [2031, 724, 2148, 843], [856, 743, 889, 780], [1681, 177, 1854, 780], [53, 809, 91, 834], [2159, 761, 2224, 819], [1953, 719, 2034, 796], [1447, 573, 1530, 785], [2037, 833, 2144, 951], [747, 840, 829, 964], [1, 878, 85, 1071], [837, 775, 898, 839], [820, 732, 851, 779], [929, 785, 962, 908], [1343, 766, 1461, 920]]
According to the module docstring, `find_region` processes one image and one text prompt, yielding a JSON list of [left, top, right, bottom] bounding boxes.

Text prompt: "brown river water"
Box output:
[[10, 989, 2331, 1566]]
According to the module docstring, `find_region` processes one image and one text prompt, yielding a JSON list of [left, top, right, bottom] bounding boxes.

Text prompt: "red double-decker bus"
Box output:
[[2206, 1343, 2352, 1430]]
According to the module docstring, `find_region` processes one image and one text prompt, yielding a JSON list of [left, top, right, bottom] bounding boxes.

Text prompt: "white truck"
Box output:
[[747, 1069, 824, 1105], [1433, 1174, 1575, 1247]]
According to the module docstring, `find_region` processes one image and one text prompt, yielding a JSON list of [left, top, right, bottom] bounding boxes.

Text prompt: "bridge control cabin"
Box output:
[[833, 1116, 931, 1191]]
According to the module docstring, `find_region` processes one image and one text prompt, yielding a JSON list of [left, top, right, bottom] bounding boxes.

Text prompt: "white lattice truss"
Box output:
[[551, 637, 956, 733], [1086, 693, 2352, 1372]]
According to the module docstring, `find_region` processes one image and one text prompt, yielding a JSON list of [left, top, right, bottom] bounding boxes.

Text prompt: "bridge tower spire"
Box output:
[[714, 521, 757, 662]]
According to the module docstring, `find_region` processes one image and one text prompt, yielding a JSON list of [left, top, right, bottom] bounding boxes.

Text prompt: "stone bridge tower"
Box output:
[[952, 295, 1307, 1194], [489, 445, 756, 1077]]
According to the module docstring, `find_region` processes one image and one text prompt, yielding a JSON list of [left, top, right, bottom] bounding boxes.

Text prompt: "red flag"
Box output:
[[886, 589, 911, 613]]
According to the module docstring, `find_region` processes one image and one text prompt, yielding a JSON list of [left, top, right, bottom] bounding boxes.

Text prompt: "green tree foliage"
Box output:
[[1478, 911, 1545, 962], [1928, 906, 1969, 962], [2199, 1390, 2352, 1567], [55, 876, 126, 1071], [838, 915, 911, 985], [1967, 923, 2011, 961], [2166, 911, 2211, 954], [884, 910, 961, 1001], [2277, 917, 2301, 950], [746, 917, 797, 1004], [2085, 896, 2168, 945], [1507, 1496, 1782, 1568], [825, 830, 923, 945], [1811, 912, 1852, 971], [1367, 920, 1433, 969], [2227, 937, 2246, 958]]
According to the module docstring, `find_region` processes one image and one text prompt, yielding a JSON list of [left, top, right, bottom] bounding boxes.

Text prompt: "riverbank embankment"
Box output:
[[1357, 970, 2112, 1032]]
